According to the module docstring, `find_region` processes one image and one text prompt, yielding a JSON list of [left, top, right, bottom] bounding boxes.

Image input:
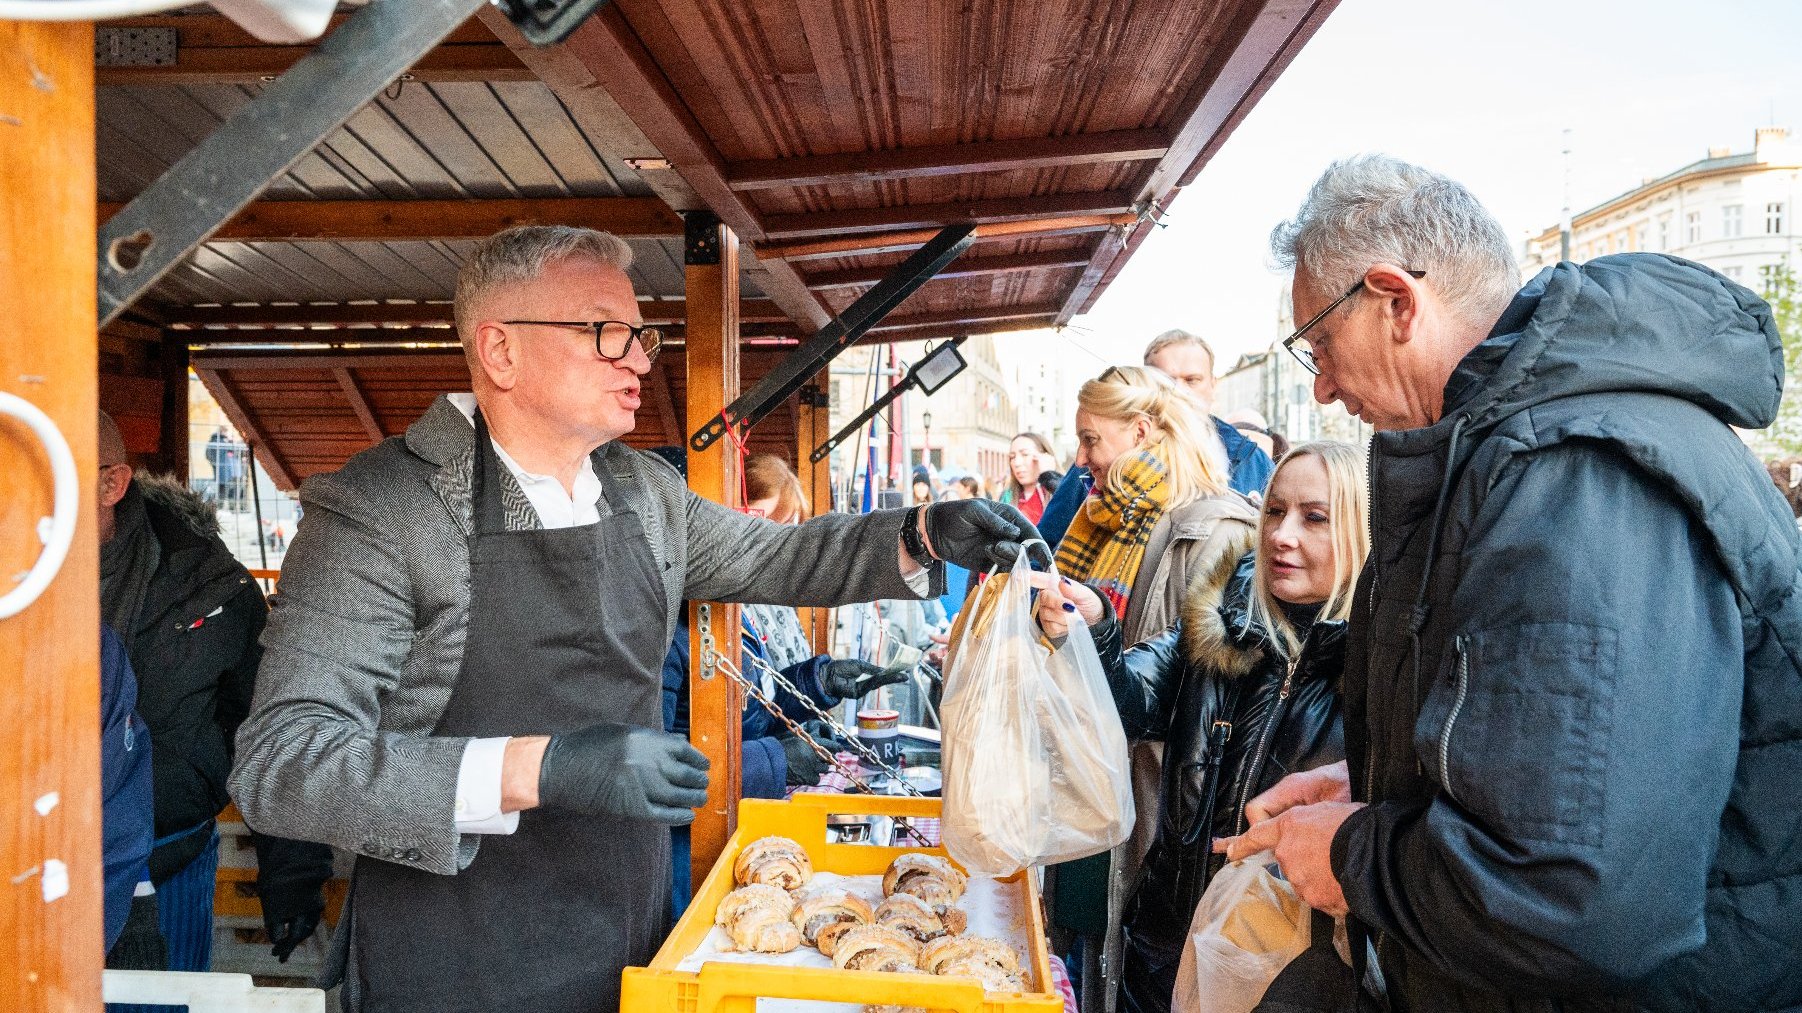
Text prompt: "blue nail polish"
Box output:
[[1063, 602, 1076, 613]]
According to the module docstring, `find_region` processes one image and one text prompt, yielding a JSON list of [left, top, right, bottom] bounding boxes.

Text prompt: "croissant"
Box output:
[[874, 892, 961, 943], [937, 958, 1026, 993], [831, 924, 921, 974], [919, 935, 1018, 975], [716, 884, 801, 954], [883, 853, 967, 907], [791, 887, 875, 955], [734, 836, 813, 890]]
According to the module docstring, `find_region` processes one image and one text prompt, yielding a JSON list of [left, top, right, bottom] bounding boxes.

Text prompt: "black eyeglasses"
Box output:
[[1282, 269, 1425, 375], [501, 319, 663, 363]]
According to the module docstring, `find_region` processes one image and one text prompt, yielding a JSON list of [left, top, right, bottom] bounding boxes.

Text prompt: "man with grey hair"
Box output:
[[229, 225, 1039, 1012], [1218, 155, 1801, 1011]]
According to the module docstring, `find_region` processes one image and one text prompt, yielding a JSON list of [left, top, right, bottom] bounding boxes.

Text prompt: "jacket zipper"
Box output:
[[1437, 636, 1471, 806], [1233, 657, 1297, 837], [1363, 436, 1381, 800]]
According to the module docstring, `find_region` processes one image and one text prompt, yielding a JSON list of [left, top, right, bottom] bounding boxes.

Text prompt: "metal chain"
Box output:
[[711, 654, 932, 846], [734, 649, 925, 796]]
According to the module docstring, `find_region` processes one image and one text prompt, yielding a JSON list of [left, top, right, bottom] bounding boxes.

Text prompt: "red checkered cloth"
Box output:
[[789, 754, 941, 846], [1047, 954, 1079, 1013]]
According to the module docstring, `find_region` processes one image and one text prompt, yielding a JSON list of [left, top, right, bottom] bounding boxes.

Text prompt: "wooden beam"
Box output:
[[331, 367, 385, 443], [476, 5, 834, 332], [193, 367, 297, 490], [156, 332, 190, 476], [865, 303, 1062, 333], [683, 214, 742, 888], [856, 314, 1061, 347], [193, 350, 466, 372], [1057, 0, 1338, 323], [166, 298, 784, 328], [805, 249, 1094, 289], [794, 386, 832, 654], [724, 129, 1169, 192], [96, 41, 530, 85], [643, 360, 681, 448], [761, 191, 1139, 241], [98, 197, 684, 243], [1, 22, 103, 1012], [755, 213, 1137, 262], [106, 12, 500, 48]]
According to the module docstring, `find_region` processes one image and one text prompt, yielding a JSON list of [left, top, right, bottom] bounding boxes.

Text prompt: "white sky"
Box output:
[[993, 0, 1802, 394]]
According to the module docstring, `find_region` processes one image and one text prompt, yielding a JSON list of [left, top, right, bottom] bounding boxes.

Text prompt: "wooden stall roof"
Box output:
[[97, 0, 1336, 485]]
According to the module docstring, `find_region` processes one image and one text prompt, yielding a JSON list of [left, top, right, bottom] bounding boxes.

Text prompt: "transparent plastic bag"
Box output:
[[1173, 851, 1312, 1013], [939, 552, 1134, 877]]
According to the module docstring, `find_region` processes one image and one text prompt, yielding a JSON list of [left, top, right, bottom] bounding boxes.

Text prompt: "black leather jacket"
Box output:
[[1092, 548, 1346, 956]]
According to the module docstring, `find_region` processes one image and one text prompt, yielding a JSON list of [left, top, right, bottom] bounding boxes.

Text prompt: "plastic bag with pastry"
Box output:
[[732, 835, 813, 890], [940, 552, 1133, 876], [715, 883, 802, 953], [1172, 851, 1310, 1013], [790, 886, 874, 955]]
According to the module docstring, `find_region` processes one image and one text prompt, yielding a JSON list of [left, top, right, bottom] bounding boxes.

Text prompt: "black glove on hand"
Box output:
[[923, 499, 1043, 571], [260, 883, 324, 963], [778, 731, 833, 787], [821, 658, 912, 701], [538, 723, 711, 825]]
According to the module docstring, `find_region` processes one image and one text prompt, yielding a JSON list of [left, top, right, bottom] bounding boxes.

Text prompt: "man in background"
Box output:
[[97, 412, 334, 972]]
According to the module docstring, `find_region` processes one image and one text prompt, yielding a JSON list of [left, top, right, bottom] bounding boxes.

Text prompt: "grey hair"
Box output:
[[453, 225, 635, 347], [1270, 155, 1518, 328], [1143, 328, 1214, 370]]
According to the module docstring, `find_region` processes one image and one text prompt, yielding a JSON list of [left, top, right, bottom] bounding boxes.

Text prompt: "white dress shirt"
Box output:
[[444, 394, 929, 834]]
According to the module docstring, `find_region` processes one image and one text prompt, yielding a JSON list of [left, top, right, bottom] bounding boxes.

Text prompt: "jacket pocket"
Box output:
[[1413, 623, 1619, 848]]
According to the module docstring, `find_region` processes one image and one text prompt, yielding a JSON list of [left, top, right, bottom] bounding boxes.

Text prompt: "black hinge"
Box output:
[[492, 0, 615, 45], [684, 210, 723, 266]]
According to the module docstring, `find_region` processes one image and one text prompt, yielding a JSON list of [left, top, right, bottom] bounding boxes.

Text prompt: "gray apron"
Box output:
[[349, 413, 672, 1012]]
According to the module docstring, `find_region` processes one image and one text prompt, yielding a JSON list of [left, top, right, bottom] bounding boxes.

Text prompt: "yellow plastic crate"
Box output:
[[622, 794, 1063, 1013]]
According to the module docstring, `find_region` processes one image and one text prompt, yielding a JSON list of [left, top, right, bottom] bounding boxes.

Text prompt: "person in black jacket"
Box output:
[[1038, 442, 1370, 1013], [1221, 156, 1802, 1012], [97, 413, 334, 970]]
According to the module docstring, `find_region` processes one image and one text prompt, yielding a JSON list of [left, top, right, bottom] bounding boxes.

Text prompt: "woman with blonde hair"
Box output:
[[1038, 442, 1370, 1013], [1047, 365, 1260, 1009]]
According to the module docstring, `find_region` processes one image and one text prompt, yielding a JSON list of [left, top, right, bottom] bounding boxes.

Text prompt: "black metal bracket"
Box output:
[[684, 210, 723, 266], [492, 0, 616, 45], [689, 223, 976, 453], [797, 385, 830, 409], [97, 0, 488, 328], [810, 337, 967, 463]]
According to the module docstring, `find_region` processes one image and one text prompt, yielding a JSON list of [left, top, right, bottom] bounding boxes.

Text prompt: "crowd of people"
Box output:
[[82, 150, 1799, 1013]]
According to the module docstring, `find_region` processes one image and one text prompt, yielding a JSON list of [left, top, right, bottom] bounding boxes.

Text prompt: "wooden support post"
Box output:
[[157, 332, 190, 476], [795, 386, 833, 655], [683, 211, 742, 887], [1, 20, 103, 1012]]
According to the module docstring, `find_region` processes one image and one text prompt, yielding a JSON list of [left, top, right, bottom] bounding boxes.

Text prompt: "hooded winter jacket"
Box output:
[[1091, 541, 1346, 1013], [1331, 254, 1802, 1012]]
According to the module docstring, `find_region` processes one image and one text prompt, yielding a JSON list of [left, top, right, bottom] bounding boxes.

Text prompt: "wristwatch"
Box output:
[[901, 506, 934, 569]]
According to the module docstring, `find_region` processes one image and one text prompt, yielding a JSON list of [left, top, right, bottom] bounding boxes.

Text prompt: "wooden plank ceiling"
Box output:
[[96, 1, 1336, 486]]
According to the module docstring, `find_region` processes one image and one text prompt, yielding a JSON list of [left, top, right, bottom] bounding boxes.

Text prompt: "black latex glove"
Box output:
[[820, 658, 912, 701], [778, 731, 833, 787], [923, 499, 1043, 571], [260, 883, 324, 963], [538, 722, 711, 825]]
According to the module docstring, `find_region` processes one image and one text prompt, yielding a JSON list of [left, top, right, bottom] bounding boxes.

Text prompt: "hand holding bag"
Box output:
[[1173, 851, 1312, 1013]]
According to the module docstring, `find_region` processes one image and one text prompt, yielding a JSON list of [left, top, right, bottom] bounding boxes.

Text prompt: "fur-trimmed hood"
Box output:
[[136, 470, 222, 538], [1176, 532, 1264, 677]]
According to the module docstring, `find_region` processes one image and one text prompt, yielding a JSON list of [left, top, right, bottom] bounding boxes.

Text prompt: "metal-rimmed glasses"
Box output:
[[501, 319, 664, 363], [1282, 269, 1425, 375]]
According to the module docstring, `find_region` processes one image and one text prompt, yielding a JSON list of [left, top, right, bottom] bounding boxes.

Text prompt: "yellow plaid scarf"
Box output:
[[1054, 441, 1174, 617]]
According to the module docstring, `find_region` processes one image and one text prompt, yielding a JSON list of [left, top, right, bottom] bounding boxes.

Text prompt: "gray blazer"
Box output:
[[228, 395, 930, 876]]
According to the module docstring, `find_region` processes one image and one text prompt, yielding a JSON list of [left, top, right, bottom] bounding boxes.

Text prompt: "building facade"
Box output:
[[902, 334, 1020, 490], [1522, 127, 1802, 291], [1214, 286, 1371, 450]]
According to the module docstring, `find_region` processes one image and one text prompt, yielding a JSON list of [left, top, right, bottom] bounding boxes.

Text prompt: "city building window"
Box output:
[[1634, 224, 1648, 251], [1685, 211, 1702, 243], [1724, 266, 1744, 281], [1658, 216, 1671, 249], [1768, 202, 1786, 234], [1723, 204, 1743, 238]]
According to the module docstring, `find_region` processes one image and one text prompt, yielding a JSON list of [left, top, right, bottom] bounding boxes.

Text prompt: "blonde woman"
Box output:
[[1038, 442, 1370, 1013], [1047, 366, 1259, 1009]]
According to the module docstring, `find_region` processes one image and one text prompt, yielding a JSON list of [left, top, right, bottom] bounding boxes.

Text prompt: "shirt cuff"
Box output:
[[901, 561, 932, 596], [454, 736, 520, 834]]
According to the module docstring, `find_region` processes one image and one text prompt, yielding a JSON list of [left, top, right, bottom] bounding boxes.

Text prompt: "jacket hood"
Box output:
[[1442, 254, 1781, 432], [1177, 534, 1262, 677], [136, 472, 221, 538]]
